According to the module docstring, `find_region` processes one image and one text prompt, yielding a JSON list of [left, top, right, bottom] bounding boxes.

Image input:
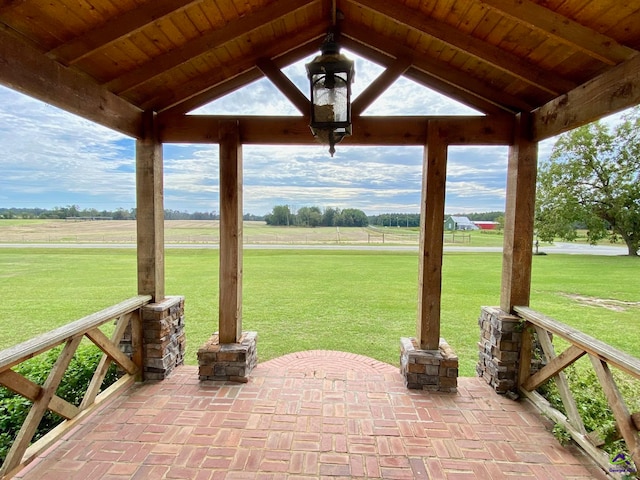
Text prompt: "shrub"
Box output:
[[0, 344, 120, 464], [538, 360, 640, 456]]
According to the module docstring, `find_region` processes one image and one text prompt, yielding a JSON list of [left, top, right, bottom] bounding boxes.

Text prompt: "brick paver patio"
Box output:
[[15, 351, 607, 479]]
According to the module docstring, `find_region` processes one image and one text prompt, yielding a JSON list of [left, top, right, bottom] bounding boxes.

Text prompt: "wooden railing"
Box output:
[[515, 306, 640, 475], [0, 295, 151, 478]]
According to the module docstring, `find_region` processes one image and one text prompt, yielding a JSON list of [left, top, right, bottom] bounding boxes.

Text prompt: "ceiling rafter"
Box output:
[[533, 53, 640, 140], [341, 25, 533, 114], [160, 69, 265, 117], [349, 0, 577, 95], [47, 0, 203, 66], [0, 24, 141, 138], [480, 0, 636, 66], [105, 0, 319, 96], [152, 34, 324, 113], [256, 57, 309, 116], [351, 56, 412, 117]]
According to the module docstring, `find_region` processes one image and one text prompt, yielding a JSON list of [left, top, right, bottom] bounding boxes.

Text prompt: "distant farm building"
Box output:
[[473, 221, 500, 230], [444, 216, 478, 231]]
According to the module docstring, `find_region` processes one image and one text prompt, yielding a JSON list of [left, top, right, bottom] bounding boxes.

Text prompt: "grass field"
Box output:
[[0, 219, 506, 247], [0, 246, 637, 377]]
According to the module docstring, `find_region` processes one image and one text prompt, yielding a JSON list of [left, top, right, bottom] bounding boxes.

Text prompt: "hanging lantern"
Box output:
[[305, 29, 355, 156]]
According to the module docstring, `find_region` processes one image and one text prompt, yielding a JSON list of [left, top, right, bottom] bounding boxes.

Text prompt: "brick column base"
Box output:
[[476, 306, 524, 394], [197, 331, 257, 382], [400, 337, 458, 392], [141, 296, 186, 380]]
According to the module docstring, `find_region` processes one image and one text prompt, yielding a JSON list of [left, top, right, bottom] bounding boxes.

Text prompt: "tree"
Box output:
[[265, 205, 292, 226], [297, 206, 322, 227], [536, 107, 640, 256], [336, 208, 368, 227], [322, 207, 339, 226]]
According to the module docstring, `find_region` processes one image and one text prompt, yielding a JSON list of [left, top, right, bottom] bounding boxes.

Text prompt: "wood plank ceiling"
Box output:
[[1, 0, 639, 141]]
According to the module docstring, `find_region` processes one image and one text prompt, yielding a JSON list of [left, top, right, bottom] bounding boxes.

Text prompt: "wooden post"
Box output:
[[219, 120, 243, 344], [417, 121, 448, 351], [136, 110, 165, 302], [501, 113, 537, 312]]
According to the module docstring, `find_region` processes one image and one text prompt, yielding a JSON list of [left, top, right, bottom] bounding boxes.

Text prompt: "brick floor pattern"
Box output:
[[15, 350, 607, 479]]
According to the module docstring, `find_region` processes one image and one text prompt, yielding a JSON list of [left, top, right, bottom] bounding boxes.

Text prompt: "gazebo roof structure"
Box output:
[[1, 1, 640, 477], [1, 0, 639, 140]]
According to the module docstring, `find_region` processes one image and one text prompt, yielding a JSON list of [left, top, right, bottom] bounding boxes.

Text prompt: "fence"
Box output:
[[515, 306, 640, 475], [0, 296, 151, 478]]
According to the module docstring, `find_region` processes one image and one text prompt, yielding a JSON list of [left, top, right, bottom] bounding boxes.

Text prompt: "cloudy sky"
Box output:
[[0, 50, 559, 216]]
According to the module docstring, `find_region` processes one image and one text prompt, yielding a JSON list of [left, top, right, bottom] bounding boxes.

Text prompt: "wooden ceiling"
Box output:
[[1, 0, 640, 142]]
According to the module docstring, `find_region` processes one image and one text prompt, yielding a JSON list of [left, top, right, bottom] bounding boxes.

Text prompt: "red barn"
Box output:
[[473, 221, 499, 230]]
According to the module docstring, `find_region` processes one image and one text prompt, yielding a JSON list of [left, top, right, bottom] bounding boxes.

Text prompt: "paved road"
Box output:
[[0, 241, 631, 255]]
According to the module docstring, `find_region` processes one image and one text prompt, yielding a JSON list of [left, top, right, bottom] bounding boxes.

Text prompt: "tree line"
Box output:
[[265, 205, 369, 227], [0, 206, 232, 221], [2, 204, 509, 230]]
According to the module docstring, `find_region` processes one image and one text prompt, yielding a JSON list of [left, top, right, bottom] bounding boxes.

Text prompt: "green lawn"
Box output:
[[0, 248, 637, 376]]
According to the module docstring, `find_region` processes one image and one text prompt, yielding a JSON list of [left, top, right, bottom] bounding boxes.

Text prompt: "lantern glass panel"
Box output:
[[311, 72, 349, 125]]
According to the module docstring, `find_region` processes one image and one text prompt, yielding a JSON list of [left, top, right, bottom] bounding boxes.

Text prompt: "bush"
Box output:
[[0, 343, 120, 463], [538, 360, 640, 456]]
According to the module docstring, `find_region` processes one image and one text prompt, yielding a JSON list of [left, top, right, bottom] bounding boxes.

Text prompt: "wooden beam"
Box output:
[[433, 116, 515, 145], [351, 57, 412, 117], [481, 0, 636, 66], [589, 355, 640, 469], [501, 113, 537, 313], [159, 37, 321, 116], [515, 306, 640, 380], [159, 114, 513, 145], [85, 327, 138, 376], [0, 369, 79, 420], [416, 121, 447, 350], [341, 27, 532, 114], [136, 111, 165, 302], [106, 0, 317, 95], [256, 57, 310, 115], [522, 345, 586, 391], [48, 0, 203, 65], [518, 322, 533, 389], [218, 120, 243, 344], [0, 296, 151, 374], [533, 53, 640, 141], [534, 327, 587, 435], [80, 313, 133, 409], [351, 0, 576, 95], [144, 26, 326, 112], [0, 25, 142, 138]]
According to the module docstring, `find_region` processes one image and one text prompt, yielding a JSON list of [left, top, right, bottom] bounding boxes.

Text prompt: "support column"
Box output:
[[133, 112, 185, 380], [198, 120, 257, 382], [478, 113, 538, 394], [401, 121, 458, 392], [136, 110, 165, 302], [500, 113, 538, 312], [417, 121, 447, 351], [218, 120, 243, 344]]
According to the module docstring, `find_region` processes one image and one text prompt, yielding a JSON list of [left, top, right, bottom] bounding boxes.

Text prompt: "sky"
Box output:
[[0, 50, 561, 216]]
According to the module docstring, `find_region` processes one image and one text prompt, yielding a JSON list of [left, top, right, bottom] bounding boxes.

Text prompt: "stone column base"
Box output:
[[477, 306, 522, 394], [400, 337, 458, 392], [141, 296, 186, 381], [197, 331, 257, 382]]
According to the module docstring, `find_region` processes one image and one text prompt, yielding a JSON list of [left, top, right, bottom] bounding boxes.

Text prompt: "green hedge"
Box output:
[[0, 344, 120, 463]]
